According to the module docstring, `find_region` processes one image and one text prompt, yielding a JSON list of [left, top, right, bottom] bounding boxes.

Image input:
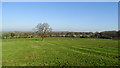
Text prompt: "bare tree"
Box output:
[[34, 23, 52, 41]]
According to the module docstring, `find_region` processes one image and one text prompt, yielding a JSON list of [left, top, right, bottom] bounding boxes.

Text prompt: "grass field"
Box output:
[[2, 37, 118, 66]]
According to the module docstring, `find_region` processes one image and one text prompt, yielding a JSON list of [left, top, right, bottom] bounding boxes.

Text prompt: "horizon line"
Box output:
[[1, 30, 118, 33]]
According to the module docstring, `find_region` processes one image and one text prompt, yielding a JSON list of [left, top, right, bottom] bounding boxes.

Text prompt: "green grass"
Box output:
[[2, 37, 118, 66], [0, 39, 2, 67]]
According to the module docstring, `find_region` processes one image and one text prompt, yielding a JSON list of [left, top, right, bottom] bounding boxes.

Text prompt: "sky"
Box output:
[[1, 0, 119, 2], [2, 2, 118, 32], [0, 2, 2, 32]]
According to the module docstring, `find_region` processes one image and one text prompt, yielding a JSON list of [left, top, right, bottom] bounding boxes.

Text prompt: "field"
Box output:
[[2, 37, 118, 66]]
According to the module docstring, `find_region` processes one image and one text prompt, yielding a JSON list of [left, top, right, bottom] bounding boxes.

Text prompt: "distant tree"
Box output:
[[118, 30, 120, 39], [65, 32, 74, 37], [93, 32, 100, 38], [34, 23, 52, 41], [10, 32, 15, 38], [101, 31, 118, 39]]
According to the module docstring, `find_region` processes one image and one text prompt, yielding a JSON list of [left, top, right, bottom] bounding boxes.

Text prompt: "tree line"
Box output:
[[1, 23, 119, 40], [1, 30, 119, 40]]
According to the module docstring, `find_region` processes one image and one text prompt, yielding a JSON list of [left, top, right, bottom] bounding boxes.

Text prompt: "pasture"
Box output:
[[2, 37, 118, 66]]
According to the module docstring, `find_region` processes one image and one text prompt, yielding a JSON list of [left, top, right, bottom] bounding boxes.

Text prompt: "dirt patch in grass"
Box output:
[[32, 46, 41, 48], [25, 54, 39, 60]]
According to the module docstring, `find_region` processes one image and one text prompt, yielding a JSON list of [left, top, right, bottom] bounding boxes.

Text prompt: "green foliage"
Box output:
[[10, 33, 15, 38], [34, 23, 52, 41], [2, 38, 118, 66], [2, 30, 119, 40]]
